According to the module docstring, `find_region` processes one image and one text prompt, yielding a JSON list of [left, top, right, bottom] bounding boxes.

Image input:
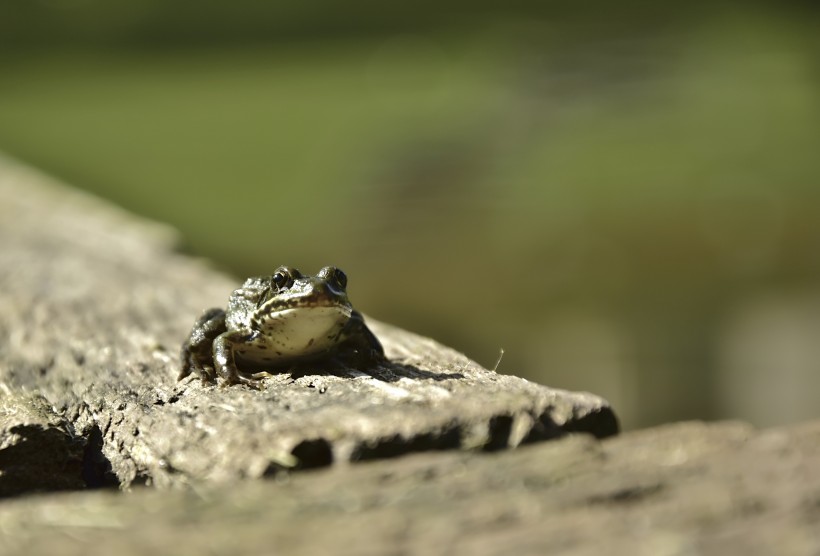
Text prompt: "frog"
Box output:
[[179, 265, 384, 386]]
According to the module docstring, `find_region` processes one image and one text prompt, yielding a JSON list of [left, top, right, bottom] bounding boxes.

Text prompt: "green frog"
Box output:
[[179, 265, 384, 386]]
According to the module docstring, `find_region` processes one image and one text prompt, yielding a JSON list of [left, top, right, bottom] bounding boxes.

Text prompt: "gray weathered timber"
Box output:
[[0, 420, 818, 556], [0, 154, 617, 492], [0, 391, 85, 495]]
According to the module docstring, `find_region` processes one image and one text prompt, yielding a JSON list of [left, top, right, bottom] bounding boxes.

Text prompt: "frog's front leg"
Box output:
[[213, 331, 263, 387], [338, 310, 385, 369], [179, 308, 226, 383]]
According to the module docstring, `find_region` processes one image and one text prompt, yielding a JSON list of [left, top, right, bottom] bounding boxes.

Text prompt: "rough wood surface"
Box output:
[[0, 391, 85, 495], [1, 155, 819, 555], [0, 154, 617, 492], [0, 419, 818, 555]]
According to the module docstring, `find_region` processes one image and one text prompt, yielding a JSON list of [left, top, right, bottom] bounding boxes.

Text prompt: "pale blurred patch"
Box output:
[[528, 313, 639, 428], [716, 292, 820, 427]]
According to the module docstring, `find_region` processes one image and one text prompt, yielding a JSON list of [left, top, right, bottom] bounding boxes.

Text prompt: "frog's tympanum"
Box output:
[[179, 266, 384, 386]]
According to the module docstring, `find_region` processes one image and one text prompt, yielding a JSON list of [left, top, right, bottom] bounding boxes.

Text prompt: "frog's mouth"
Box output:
[[266, 302, 352, 319], [260, 292, 352, 316]]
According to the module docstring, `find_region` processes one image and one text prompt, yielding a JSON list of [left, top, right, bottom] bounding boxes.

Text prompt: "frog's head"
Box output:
[[259, 265, 352, 318], [234, 266, 355, 354]]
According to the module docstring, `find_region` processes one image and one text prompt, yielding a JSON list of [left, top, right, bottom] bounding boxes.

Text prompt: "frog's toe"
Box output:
[[177, 365, 192, 382], [199, 372, 217, 385], [221, 373, 265, 390]]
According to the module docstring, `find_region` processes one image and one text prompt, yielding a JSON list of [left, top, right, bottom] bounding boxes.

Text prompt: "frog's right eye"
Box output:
[[272, 271, 293, 290], [333, 268, 348, 289]]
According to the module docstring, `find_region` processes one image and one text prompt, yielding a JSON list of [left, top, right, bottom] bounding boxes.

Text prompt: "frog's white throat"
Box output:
[[258, 305, 352, 357]]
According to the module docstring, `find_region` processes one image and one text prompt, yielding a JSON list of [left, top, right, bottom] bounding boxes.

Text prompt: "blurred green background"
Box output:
[[1, 1, 818, 429]]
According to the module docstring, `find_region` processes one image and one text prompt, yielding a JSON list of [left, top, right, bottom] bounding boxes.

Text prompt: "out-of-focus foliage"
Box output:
[[1, 1, 818, 429], [0, 1, 719, 46]]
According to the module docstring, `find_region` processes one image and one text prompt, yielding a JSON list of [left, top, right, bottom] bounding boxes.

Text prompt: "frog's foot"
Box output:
[[179, 307, 226, 382], [178, 359, 217, 384], [177, 360, 194, 382], [198, 369, 217, 385], [220, 372, 266, 390]]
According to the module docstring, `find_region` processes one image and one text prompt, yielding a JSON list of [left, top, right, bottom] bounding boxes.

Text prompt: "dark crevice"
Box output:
[[483, 415, 514, 452], [561, 407, 620, 439], [72, 351, 86, 366], [521, 413, 566, 445], [37, 357, 55, 377], [130, 473, 151, 487], [0, 424, 85, 498], [350, 427, 462, 461], [290, 438, 334, 470], [81, 424, 119, 489], [153, 393, 181, 406], [587, 483, 665, 505]]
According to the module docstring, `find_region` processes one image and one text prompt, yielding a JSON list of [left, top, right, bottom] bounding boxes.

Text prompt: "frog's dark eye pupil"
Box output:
[[334, 269, 347, 289], [272, 272, 290, 289]]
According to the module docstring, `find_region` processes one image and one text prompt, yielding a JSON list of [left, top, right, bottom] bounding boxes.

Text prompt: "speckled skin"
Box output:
[[179, 266, 384, 386]]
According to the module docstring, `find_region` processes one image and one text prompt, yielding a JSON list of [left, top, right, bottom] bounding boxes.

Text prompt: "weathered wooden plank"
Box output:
[[0, 154, 617, 491], [0, 391, 85, 496], [1, 420, 818, 555]]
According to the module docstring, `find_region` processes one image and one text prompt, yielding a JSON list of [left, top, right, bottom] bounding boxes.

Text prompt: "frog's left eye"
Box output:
[[333, 269, 348, 289], [272, 271, 293, 290]]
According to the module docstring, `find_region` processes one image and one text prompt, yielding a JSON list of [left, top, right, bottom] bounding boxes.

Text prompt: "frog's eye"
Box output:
[[333, 269, 348, 289], [272, 271, 293, 290]]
